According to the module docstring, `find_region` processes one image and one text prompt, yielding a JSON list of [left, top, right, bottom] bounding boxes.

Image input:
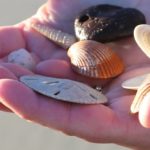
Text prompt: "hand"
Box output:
[[0, 0, 150, 149]]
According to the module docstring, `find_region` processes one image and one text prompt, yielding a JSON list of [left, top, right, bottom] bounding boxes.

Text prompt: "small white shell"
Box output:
[[131, 74, 150, 113], [20, 75, 107, 104], [31, 22, 77, 49], [8, 48, 35, 70], [134, 24, 150, 58], [122, 73, 149, 90]]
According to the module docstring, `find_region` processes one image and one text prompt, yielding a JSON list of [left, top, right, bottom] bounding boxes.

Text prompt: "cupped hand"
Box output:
[[0, 0, 150, 149]]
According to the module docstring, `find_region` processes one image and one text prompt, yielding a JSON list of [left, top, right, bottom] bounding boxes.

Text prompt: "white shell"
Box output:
[[31, 22, 77, 49], [122, 73, 149, 90], [134, 24, 150, 58], [20, 75, 107, 104], [131, 74, 150, 113], [8, 48, 35, 70]]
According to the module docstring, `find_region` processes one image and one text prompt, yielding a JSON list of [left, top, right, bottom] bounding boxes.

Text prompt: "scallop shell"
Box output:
[[31, 22, 77, 49], [131, 74, 150, 113], [122, 73, 149, 90], [20, 75, 107, 104], [134, 24, 150, 58], [68, 40, 124, 79]]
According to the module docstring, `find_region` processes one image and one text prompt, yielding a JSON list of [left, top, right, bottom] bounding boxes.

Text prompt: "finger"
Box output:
[[36, 59, 74, 78], [0, 104, 12, 112], [0, 79, 120, 143], [0, 26, 25, 57], [36, 59, 109, 87], [0, 65, 17, 80], [139, 93, 150, 128], [1, 63, 33, 78], [0, 65, 17, 112]]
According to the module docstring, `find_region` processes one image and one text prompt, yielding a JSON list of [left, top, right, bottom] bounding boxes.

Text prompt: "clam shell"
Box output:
[[131, 74, 150, 113], [122, 73, 149, 90], [134, 24, 150, 58], [31, 22, 77, 49], [20, 75, 107, 104], [68, 40, 124, 79]]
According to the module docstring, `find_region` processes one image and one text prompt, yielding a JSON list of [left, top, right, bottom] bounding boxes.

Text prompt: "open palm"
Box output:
[[0, 0, 150, 149]]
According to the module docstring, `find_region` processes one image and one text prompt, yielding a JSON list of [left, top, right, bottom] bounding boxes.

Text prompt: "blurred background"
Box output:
[[0, 0, 129, 150]]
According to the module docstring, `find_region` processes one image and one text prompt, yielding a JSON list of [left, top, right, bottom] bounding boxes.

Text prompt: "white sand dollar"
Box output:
[[20, 75, 107, 104], [8, 48, 35, 70], [122, 73, 149, 90]]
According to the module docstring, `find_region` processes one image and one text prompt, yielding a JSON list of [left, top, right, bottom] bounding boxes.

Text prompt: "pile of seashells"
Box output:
[[31, 4, 146, 80], [122, 24, 150, 113], [8, 4, 150, 110]]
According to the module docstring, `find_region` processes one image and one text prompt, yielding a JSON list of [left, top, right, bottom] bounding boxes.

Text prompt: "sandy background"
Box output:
[[0, 0, 129, 150]]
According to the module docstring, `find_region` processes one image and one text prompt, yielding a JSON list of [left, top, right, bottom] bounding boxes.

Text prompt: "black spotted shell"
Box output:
[[75, 4, 146, 43]]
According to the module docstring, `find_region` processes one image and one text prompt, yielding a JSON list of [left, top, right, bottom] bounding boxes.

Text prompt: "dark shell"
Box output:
[[74, 4, 146, 43]]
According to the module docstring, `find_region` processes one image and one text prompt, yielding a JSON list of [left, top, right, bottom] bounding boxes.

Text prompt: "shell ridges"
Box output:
[[31, 22, 77, 49], [68, 40, 124, 79]]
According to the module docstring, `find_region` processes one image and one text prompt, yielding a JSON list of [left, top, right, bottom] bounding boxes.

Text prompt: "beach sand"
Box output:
[[0, 0, 129, 149]]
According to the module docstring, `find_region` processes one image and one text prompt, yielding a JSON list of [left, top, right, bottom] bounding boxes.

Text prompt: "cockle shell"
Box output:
[[75, 4, 146, 43], [68, 40, 124, 79], [122, 73, 149, 90], [131, 74, 150, 113], [31, 22, 77, 49], [20, 75, 107, 104], [134, 24, 150, 58]]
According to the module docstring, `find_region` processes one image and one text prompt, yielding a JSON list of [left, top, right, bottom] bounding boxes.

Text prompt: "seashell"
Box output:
[[8, 48, 35, 70], [31, 22, 77, 49], [134, 24, 150, 58], [131, 74, 150, 113], [20, 75, 107, 104], [75, 4, 146, 43], [122, 73, 149, 90], [67, 40, 124, 79]]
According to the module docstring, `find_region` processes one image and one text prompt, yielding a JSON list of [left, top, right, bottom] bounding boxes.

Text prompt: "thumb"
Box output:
[[139, 92, 150, 128]]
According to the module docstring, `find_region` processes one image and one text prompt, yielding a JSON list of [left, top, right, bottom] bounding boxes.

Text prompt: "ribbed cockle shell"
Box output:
[[31, 22, 77, 49], [134, 24, 150, 58], [68, 40, 124, 79], [131, 74, 150, 113]]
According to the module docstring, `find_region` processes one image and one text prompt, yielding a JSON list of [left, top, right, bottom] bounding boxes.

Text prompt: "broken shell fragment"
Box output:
[[134, 24, 150, 58], [131, 74, 150, 113], [68, 40, 124, 79], [8, 48, 35, 70], [122, 73, 149, 90], [20, 75, 107, 104], [75, 4, 146, 43], [31, 22, 77, 49]]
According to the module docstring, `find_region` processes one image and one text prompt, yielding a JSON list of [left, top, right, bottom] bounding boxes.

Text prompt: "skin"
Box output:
[[0, 0, 150, 149]]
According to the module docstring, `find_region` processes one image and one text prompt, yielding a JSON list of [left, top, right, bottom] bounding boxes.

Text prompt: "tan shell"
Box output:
[[31, 22, 77, 49], [134, 24, 150, 58], [20, 75, 107, 104], [122, 73, 149, 90], [131, 74, 150, 113], [68, 40, 124, 79]]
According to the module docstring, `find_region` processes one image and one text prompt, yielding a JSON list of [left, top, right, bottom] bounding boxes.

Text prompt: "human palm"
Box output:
[[0, 0, 150, 149]]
